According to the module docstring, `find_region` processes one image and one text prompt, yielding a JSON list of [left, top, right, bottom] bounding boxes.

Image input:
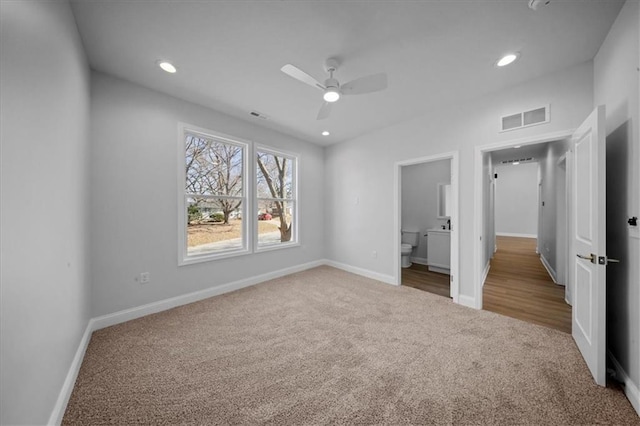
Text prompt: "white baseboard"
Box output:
[[92, 260, 325, 331], [481, 261, 491, 288], [324, 259, 396, 286], [539, 254, 558, 283], [410, 256, 429, 266], [458, 295, 477, 309], [496, 232, 537, 238], [428, 265, 450, 274], [48, 319, 95, 425], [608, 350, 640, 417]]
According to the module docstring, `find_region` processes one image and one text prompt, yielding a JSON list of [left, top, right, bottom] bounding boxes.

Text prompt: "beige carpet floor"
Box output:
[[63, 266, 639, 425]]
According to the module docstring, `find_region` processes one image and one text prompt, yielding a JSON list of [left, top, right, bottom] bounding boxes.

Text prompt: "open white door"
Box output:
[[571, 105, 607, 386]]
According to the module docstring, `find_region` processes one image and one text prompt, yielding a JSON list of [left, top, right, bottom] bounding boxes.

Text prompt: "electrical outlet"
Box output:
[[140, 272, 150, 284], [372, 250, 377, 258]]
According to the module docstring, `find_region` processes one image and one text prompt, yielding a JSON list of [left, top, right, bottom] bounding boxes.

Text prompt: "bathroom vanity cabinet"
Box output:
[[427, 229, 451, 274]]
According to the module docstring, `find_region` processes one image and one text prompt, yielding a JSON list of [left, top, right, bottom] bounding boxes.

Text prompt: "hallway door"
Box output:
[[571, 105, 607, 386]]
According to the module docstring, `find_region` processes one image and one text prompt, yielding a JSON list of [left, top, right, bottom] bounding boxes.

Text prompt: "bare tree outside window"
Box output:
[[257, 151, 295, 244], [185, 134, 243, 224]]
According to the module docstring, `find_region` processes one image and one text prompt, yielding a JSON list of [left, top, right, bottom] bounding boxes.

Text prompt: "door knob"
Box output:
[[576, 253, 595, 263], [577, 253, 620, 265]]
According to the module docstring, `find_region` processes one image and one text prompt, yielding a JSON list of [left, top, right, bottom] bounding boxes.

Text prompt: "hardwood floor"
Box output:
[[483, 236, 572, 334], [402, 263, 451, 298]]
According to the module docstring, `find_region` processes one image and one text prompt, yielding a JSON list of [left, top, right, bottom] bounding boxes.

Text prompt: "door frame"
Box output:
[[472, 130, 573, 309], [393, 151, 460, 303]]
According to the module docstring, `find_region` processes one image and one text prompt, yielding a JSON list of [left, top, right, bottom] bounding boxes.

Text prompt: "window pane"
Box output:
[[256, 151, 293, 199], [187, 198, 244, 255], [257, 200, 294, 247], [185, 133, 243, 196]]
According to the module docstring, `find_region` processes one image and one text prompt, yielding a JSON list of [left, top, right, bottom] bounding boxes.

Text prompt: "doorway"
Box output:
[[473, 132, 573, 331], [394, 152, 459, 303]]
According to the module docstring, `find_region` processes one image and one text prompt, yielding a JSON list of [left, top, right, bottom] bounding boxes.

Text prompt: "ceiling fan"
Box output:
[[280, 58, 388, 120]]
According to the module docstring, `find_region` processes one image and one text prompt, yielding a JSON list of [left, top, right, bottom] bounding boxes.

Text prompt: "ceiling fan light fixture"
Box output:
[[496, 53, 519, 67], [323, 88, 340, 103]]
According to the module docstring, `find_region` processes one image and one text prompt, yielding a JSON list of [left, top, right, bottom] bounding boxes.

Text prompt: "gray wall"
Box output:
[[89, 73, 325, 317], [594, 0, 640, 395], [538, 140, 571, 283], [0, 1, 91, 424], [401, 160, 451, 263], [494, 162, 538, 237]]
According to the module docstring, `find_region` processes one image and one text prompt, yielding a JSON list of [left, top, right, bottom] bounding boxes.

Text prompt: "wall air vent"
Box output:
[[500, 105, 549, 132]]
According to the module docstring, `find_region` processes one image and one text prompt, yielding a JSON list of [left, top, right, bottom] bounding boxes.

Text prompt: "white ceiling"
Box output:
[[70, 0, 623, 146]]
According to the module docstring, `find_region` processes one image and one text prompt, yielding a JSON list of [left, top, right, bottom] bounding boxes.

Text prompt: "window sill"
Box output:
[[255, 241, 300, 253], [179, 248, 251, 266]]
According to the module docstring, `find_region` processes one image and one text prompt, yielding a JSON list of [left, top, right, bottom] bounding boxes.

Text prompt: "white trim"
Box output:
[[496, 232, 537, 238], [394, 151, 460, 303], [324, 260, 396, 286], [539, 253, 558, 283], [458, 295, 476, 309], [481, 261, 491, 288], [48, 319, 94, 426], [410, 256, 429, 266], [474, 129, 574, 310], [608, 351, 640, 417], [92, 260, 324, 331], [428, 265, 450, 274]]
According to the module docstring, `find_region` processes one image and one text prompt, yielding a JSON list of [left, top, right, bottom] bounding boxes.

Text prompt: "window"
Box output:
[[179, 124, 298, 265], [179, 125, 248, 264], [256, 148, 297, 250]]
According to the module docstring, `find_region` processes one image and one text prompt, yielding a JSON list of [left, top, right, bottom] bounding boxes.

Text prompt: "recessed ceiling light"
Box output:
[[513, 161, 521, 165], [496, 53, 519, 67], [322, 131, 330, 136], [158, 61, 177, 73], [513, 145, 522, 148]]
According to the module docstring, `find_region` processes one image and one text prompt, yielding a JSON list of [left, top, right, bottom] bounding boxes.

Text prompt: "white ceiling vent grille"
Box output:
[[500, 105, 549, 132], [501, 157, 535, 164]]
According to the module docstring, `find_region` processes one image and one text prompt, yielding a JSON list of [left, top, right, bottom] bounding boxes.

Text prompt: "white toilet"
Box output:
[[401, 230, 419, 268]]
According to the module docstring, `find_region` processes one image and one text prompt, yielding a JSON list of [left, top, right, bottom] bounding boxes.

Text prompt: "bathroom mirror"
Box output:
[[437, 183, 451, 219]]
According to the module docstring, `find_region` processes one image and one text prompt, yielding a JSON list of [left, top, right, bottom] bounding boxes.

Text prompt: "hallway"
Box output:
[[483, 236, 572, 333]]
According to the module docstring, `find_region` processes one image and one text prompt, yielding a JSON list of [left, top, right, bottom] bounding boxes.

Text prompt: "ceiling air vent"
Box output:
[[501, 157, 535, 164], [250, 111, 269, 120], [500, 105, 549, 132]]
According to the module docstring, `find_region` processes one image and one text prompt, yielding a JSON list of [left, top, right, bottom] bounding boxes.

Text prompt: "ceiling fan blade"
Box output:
[[317, 102, 333, 120], [341, 73, 388, 95], [281, 64, 325, 90]]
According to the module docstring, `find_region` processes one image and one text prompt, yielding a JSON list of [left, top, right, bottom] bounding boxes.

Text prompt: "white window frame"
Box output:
[[178, 124, 300, 265], [254, 145, 299, 252], [178, 123, 251, 265]]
